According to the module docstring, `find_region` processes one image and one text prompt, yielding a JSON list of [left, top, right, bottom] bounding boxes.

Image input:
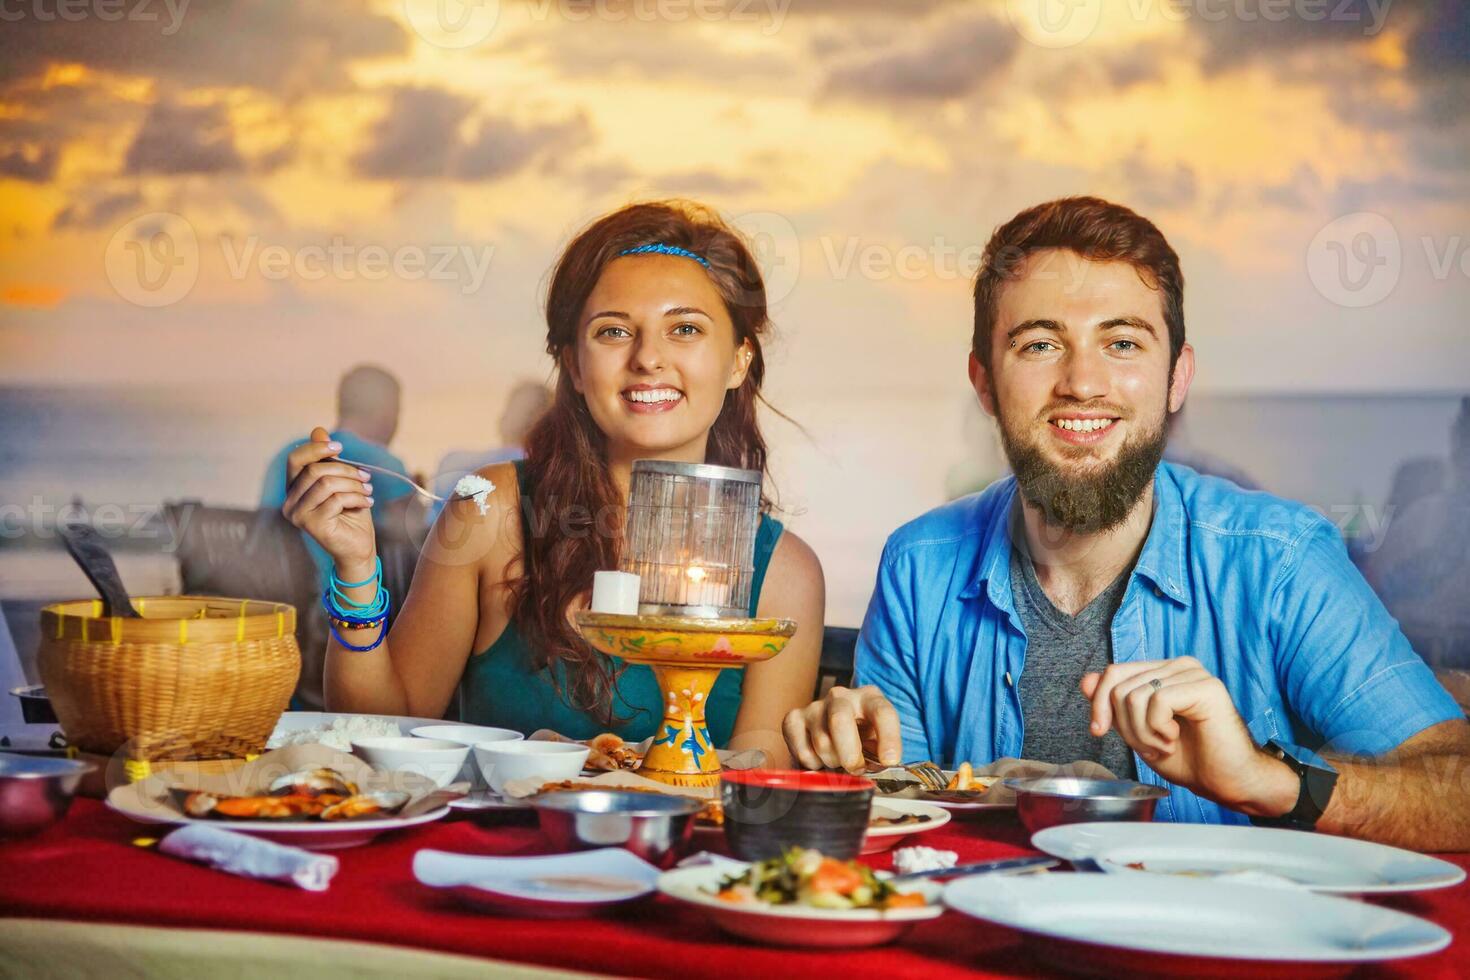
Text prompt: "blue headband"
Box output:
[[618, 242, 711, 269]]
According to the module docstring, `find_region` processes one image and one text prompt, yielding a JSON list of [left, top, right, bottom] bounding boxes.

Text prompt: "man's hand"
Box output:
[[1080, 657, 1297, 816], [782, 685, 903, 773]]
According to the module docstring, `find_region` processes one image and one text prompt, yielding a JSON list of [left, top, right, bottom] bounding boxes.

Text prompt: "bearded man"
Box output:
[[785, 197, 1470, 850]]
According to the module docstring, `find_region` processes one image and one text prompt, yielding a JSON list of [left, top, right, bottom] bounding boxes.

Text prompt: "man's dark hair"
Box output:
[[972, 196, 1185, 373]]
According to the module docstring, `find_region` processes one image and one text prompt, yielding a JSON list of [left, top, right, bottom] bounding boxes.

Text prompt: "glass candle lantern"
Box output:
[[621, 460, 762, 619]]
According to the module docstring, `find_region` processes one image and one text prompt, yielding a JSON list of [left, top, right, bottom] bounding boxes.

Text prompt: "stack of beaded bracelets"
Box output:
[[322, 557, 391, 652]]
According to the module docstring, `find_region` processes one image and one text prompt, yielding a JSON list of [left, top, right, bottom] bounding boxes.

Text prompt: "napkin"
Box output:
[[158, 824, 340, 891]]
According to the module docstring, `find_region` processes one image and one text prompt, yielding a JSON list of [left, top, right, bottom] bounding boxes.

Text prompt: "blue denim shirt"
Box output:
[[853, 462, 1462, 825]]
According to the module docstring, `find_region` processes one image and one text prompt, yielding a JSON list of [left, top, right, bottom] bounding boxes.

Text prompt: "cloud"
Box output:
[[353, 88, 471, 180], [353, 87, 593, 182], [0, 0, 407, 96], [51, 190, 145, 229], [652, 170, 764, 196], [1193, 0, 1397, 71], [822, 11, 1018, 100], [1120, 153, 1198, 211], [0, 144, 58, 182], [124, 101, 243, 175]]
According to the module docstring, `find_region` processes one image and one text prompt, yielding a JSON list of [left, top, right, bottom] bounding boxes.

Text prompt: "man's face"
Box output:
[[970, 249, 1194, 532]]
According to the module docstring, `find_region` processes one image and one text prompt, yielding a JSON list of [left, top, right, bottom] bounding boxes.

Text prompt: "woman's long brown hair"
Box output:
[[509, 200, 773, 725]]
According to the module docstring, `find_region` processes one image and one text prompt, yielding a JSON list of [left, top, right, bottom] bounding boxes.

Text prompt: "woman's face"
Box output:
[[572, 253, 753, 460]]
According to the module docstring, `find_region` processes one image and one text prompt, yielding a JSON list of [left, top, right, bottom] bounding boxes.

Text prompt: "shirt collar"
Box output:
[[1133, 464, 1191, 606], [962, 466, 1190, 608]]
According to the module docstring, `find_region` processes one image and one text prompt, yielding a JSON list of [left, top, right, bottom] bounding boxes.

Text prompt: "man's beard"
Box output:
[[998, 407, 1167, 533]]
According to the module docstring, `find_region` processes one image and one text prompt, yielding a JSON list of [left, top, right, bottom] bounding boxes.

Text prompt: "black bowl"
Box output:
[[9, 686, 57, 725], [720, 769, 875, 861]]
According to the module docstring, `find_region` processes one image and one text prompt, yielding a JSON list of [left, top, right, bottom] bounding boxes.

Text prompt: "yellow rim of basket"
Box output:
[[40, 595, 296, 645]]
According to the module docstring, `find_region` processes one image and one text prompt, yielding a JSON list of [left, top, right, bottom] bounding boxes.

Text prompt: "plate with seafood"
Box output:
[[870, 763, 1010, 812], [107, 744, 459, 850]]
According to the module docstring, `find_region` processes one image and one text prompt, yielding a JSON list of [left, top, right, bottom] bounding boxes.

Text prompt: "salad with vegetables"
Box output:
[[714, 847, 928, 910]]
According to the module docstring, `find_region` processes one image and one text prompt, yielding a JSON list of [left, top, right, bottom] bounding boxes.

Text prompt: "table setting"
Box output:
[[1, 462, 1468, 977]]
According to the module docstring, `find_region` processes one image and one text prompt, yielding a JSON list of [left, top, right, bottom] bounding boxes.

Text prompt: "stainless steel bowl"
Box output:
[[530, 790, 703, 868], [0, 752, 93, 837], [1004, 777, 1169, 834]]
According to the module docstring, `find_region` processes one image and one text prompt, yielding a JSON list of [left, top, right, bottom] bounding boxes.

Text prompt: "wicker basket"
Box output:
[[37, 596, 300, 762]]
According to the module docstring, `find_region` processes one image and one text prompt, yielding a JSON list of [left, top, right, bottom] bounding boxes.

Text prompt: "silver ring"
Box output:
[[1149, 678, 1162, 691]]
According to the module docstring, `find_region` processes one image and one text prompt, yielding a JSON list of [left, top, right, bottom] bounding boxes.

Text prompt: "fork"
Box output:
[[339, 458, 451, 505], [861, 753, 949, 792], [904, 761, 949, 792]]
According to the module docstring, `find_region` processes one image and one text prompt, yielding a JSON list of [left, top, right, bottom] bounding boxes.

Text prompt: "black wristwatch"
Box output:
[[1249, 739, 1338, 831]]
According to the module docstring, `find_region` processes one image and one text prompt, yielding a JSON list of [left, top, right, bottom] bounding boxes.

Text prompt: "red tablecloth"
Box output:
[[2, 798, 1467, 978]]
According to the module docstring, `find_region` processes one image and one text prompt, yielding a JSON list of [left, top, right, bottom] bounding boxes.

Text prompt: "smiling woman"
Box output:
[[287, 200, 824, 769]]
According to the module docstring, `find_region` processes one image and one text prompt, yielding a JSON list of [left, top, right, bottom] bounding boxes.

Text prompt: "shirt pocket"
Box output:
[[1244, 706, 1280, 745]]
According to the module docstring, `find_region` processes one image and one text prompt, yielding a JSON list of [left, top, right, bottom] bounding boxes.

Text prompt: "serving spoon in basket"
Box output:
[[57, 520, 140, 618]]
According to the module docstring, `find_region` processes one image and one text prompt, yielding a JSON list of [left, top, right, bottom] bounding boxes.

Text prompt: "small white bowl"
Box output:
[[352, 736, 471, 789], [410, 724, 523, 746], [473, 740, 590, 796], [411, 724, 525, 789]]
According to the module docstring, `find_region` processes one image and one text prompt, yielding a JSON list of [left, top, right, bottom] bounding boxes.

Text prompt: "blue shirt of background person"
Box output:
[[854, 461, 1464, 826], [259, 365, 413, 587], [427, 380, 552, 524]]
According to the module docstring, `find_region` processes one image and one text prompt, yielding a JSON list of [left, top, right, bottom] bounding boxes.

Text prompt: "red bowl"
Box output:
[[720, 768, 876, 861], [720, 769, 875, 793]]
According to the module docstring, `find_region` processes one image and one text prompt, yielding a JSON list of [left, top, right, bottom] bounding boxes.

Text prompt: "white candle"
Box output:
[[591, 571, 641, 615]]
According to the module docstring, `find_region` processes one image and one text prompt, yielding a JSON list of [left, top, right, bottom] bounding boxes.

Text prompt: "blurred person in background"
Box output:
[[430, 380, 553, 522], [261, 364, 414, 586], [1361, 397, 1470, 679]]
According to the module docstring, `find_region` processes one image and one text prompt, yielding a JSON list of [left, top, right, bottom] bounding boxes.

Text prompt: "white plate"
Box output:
[[861, 798, 953, 853], [1033, 822, 1467, 895], [415, 847, 659, 917], [657, 864, 943, 947], [267, 711, 452, 750], [871, 768, 1011, 812], [943, 873, 1450, 967], [106, 798, 452, 851]]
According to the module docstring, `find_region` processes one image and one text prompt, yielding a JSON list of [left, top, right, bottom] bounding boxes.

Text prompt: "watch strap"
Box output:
[[1250, 739, 1337, 831]]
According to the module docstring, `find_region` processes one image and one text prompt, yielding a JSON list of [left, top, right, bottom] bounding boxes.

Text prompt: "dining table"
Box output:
[[2, 797, 1469, 978]]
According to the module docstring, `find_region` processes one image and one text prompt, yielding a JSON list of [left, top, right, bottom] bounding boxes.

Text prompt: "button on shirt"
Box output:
[[853, 462, 1463, 825]]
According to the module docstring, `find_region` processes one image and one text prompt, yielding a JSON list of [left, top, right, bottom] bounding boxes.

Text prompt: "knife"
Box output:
[[889, 855, 1058, 883]]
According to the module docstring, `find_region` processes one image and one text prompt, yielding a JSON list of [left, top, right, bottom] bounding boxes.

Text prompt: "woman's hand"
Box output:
[[283, 426, 377, 574]]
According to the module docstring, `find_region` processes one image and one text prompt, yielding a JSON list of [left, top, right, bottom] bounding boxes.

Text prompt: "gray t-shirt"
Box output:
[[1011, 540, 1139, 780]]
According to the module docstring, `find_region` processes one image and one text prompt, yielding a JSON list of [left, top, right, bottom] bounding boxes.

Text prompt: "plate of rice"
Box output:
[[266, 711, 451, 753]]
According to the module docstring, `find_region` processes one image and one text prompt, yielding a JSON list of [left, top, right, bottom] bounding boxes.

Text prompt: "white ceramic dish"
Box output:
[[861, 798, 952, 852], [351, 737, 470, 789], [267, 711, 450, 751], [415, 847, 660, 917], [473, 740, 591, 796], [657, 864, 943, 947], [871, 768, 1011, 813], [105, 798, 452, 851], [410, 724, 523, 789], [943, 873, 1450, 969], [1032, 822, 1467, 895]]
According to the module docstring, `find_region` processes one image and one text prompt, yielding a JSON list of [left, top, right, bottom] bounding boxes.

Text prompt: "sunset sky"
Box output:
[[1, 0, 1466, 619]]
